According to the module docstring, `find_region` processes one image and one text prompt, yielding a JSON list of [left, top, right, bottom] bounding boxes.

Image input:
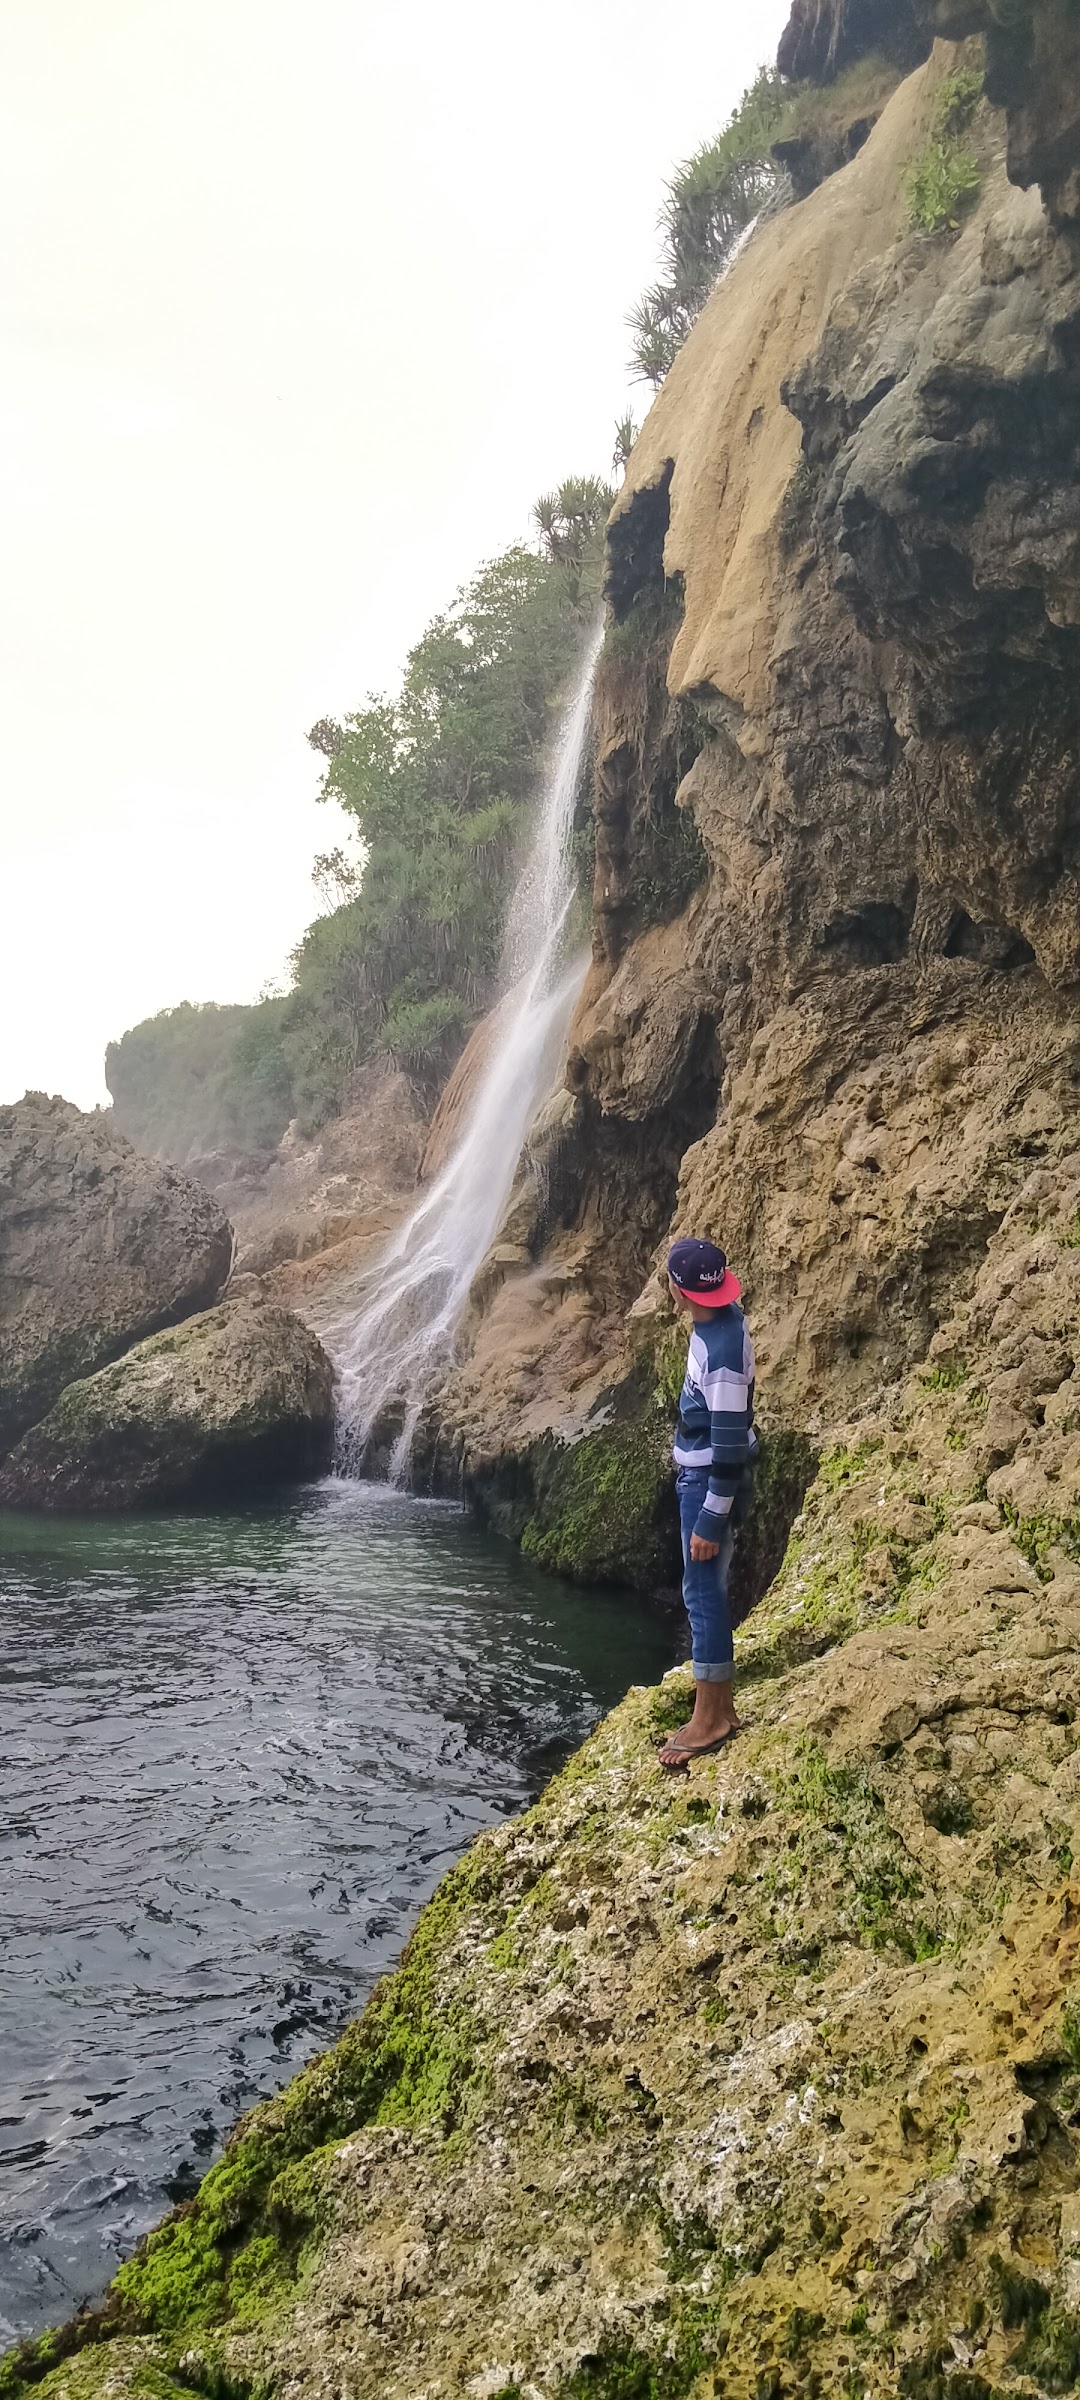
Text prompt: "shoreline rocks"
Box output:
[[0, 1298, 335, 1511], [0, 1093, 233, 1457]]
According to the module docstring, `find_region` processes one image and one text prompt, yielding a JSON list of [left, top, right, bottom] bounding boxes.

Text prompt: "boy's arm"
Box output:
[[693, 1327, 756, 1543]]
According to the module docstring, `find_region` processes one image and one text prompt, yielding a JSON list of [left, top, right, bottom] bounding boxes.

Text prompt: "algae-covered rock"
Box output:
[[0, 1092, 233, 1457], [471, 1367, 816, 1621], [0, 1299, 333, 1510], [468, 1369, 680, 1593], [11, 1194, 1080, 2394]]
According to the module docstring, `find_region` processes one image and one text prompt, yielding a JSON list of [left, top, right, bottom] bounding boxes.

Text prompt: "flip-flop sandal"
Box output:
[[658, 1727, 740, 1773]]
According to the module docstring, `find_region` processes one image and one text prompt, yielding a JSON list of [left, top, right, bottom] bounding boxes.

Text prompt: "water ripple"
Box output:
[[0, 1479, 673, 2338]]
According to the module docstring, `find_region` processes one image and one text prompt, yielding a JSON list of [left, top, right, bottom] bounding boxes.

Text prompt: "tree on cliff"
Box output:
[[107, 998, 294, 1162], [109, 484, 608, 1155], [288, 527, 601, 1123]]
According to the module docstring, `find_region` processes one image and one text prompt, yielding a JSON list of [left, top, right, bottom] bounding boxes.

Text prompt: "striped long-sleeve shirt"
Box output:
[[672, 1303, 756, 1542]]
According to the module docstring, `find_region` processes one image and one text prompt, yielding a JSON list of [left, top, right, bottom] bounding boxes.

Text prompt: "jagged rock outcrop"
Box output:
[[0, 1297, 334, 1510], [0, 1093, 233, 1457], [393, 28, 1080, 1594], [915, 0, 1080, 227]]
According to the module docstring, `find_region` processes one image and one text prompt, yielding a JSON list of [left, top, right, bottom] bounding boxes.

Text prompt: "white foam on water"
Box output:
[[325, 623, 603, 1477]]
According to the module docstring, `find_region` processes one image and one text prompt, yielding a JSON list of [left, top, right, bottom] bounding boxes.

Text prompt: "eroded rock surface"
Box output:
[[0, 1298, 334, 1510], [0, 1093, 233, 1457], [424, 40, 1080, 1526], [201, 1062, 426, 1278], [14, 1174, 1080, 2394]]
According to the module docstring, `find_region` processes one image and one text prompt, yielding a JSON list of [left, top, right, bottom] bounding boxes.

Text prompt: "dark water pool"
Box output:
[[0, 1478, 675, 2340]]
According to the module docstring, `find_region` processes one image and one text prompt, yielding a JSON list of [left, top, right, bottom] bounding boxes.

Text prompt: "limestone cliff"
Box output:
[[426, 18, 1080, 1584]]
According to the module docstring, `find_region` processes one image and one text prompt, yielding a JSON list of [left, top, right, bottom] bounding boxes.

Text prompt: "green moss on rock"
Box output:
[[521, 1398, 678, 1589], [0, 1302, 334, 1513], [0, 1840, 505, 2390]]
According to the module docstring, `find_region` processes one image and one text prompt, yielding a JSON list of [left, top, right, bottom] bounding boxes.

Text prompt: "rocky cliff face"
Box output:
[[779, 0, 931, 82], [7, 14, 1080, 2400], [424, 22, 1080, 1568]]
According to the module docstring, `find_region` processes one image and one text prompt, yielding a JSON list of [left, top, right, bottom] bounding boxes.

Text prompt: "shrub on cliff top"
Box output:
[[628, 66, 788, 387], [906, 64, 984, 234], [627, 51, 907, 391]]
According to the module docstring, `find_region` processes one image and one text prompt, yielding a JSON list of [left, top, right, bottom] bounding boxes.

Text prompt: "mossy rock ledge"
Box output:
[[0, 1299, 334, 1510], [7, 1377, 1080, 2398]]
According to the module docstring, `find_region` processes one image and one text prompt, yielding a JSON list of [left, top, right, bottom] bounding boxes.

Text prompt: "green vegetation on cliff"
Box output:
[[628, 67, 788, 386], [109, 487, 609, 1156], [107, 998, 294, 1163], [292, 521, 603, 1124], [628, 50, 907, 387], [905, 62, 984, 231]]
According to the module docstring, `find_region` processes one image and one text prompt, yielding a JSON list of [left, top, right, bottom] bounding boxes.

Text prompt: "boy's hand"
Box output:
[[690, 1532, 721, 1561]]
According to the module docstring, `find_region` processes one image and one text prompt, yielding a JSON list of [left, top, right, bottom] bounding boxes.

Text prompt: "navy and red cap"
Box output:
[[667, 1236, 742, 1310]]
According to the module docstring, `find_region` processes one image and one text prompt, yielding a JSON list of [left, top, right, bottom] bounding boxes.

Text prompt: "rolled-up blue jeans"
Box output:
[[677, 1469, 735, 1682]]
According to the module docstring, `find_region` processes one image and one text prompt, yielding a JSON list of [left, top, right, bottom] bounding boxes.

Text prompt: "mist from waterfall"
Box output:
[[325, 623, 603, 1478]]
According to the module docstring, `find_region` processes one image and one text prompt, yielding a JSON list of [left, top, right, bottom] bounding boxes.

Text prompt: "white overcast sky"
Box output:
[[0, 0, 790, 1108]]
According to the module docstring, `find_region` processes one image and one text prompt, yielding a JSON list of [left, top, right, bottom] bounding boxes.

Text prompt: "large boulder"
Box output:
[[0, 1298, 334, 1511], [0, 1092, 233, 1456]]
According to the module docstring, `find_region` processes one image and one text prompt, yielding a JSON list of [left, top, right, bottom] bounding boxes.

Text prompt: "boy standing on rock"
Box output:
[[659, 1237, 756, 1771]]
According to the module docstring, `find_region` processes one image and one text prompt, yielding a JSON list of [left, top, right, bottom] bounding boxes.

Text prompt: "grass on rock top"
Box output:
[[905, 61, 985, 233]]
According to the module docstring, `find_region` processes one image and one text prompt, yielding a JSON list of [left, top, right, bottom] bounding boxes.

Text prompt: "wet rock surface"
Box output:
[[779, 0, 930, 84], [0, 1093, 233, 1458], [0, 1298, 334, 1510]]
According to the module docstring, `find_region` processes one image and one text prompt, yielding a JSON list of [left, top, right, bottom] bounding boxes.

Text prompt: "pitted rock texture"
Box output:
[[0, 1297, 334, 1511], [15, 1171, 1080, 2393], [0, 1093, 233, 1457], [421, 46, 1080, 1497]]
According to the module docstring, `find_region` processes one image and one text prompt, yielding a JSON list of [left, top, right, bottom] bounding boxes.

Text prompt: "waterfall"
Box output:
[[325, 622, 603, 1479]]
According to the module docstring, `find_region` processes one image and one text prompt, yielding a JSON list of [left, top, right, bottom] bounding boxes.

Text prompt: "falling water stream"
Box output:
[[326, 623, 603, 1474]]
